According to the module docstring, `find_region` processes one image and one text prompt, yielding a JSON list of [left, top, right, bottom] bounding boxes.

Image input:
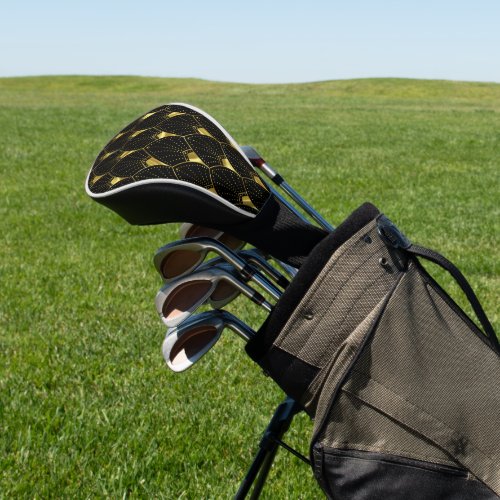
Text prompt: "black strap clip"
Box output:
[[377, 215, 412, 250], [377, 215, 411, 271]]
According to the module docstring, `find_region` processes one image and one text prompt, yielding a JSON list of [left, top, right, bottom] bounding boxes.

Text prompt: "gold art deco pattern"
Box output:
[[88, 104, 270, 214]]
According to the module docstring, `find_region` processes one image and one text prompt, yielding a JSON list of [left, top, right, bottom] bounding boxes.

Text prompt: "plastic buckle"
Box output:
[[377, 215, 411, 250]]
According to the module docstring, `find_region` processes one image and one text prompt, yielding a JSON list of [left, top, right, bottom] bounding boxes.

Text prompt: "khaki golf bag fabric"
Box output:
[[246, 203, 500, 499]]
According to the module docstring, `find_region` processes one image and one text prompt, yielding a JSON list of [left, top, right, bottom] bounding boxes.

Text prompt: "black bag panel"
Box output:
[[313, 447, 498, 500], [258, 345, 320, 404]]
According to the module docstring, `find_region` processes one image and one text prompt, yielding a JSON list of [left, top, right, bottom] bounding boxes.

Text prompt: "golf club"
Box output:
[[162, 310, 256, 372], [239, 249, 290, 289], [157, 255, 279, 312], [86, 103, 328, 266], [170, 257, 250, 310], [179, 223, 297, 280], [207, 263, 253, 309], [188, 257, 286, 310], [153, 237, 282, 300], [155, 265, 274, 328], [241, 145, 334, 231], [197, 250, 290, 294], [156, 239, 289, 293]]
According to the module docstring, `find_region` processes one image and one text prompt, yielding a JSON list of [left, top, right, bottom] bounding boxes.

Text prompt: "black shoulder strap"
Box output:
[[407, 244, 500, 354], [376, 214, 499, 354]]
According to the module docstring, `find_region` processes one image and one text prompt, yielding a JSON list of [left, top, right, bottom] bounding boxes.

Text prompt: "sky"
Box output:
[[1, 0, 499, 84]]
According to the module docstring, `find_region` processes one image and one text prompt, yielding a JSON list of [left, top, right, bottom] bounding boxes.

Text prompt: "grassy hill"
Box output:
[[1, 76, 498, 498]]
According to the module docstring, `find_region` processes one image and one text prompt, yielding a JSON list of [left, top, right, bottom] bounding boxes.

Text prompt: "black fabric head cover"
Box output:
[[86, 103, 328, 266]]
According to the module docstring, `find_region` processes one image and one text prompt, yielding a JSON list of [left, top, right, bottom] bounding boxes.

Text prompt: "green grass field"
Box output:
[[1, 76, 498, 498]]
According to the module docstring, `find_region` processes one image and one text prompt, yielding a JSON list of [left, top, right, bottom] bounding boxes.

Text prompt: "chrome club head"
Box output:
[[161, 310, 256, 372], [155, 265, 273, 328], [153, 237, 281, 300]]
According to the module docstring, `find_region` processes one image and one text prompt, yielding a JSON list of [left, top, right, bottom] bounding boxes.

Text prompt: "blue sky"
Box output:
[[1, 0, 499, 83]]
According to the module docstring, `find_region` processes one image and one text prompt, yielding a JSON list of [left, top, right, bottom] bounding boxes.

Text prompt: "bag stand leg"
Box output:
[[235, 397, 303, 499]]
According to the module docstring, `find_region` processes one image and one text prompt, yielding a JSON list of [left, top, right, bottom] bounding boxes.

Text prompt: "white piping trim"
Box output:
[[84, 102, 268, 219], [85, 176, 255, 218]]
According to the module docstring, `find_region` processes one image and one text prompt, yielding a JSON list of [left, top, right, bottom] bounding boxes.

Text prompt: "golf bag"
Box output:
[[246, 202, 500, 499]]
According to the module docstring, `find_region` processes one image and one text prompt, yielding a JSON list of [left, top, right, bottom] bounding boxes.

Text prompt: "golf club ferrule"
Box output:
[[251, 292, 273, 313], [241, 145, 278, 180], [270, 271, 288, 289], [255, 161, 279, 182], [239, 262, 256, 281]]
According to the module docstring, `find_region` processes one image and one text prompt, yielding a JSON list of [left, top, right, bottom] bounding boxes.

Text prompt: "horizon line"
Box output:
[[1, 74, 500, 86]]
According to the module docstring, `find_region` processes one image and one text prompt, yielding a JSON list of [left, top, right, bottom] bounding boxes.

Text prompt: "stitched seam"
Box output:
[[320, 441, 461, 468], [313, 268, 398, 368], [272, 222, 379, 350]]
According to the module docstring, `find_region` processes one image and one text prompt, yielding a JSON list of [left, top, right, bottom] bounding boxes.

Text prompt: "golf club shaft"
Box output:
[[273, 258, 298, 278], [179, 223, 298, 282], [222, 311, 256, 342], [227, 323, 254, 342], [241, 145, 334, 231], [269, 185, 313, 229], [248, 270, 281, 301], [241, 250, 289, 289], [279, 180, 333, 231], [236, 283, 274, 313]]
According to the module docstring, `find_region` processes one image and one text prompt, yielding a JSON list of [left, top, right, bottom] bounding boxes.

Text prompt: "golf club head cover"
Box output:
[[85, 103, 327, 266]]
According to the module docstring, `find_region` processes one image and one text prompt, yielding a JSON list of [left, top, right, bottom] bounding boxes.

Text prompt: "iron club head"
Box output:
[[161, 310, 255, 372], [155, 265, 273, 328], [153, 237, 282, 300]]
